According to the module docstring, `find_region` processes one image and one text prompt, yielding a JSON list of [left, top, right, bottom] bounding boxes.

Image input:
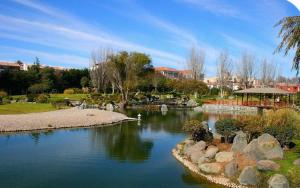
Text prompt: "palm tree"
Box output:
[[275, 16, 300, 74]]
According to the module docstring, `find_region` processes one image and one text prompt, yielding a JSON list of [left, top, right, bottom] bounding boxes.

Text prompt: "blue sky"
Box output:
[[0, 0, 299, 77]]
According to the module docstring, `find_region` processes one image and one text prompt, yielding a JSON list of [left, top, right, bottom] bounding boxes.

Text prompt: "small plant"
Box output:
[[36, 94, 49, 103], [264, 125, 295, 147], [63, 88, 75, 94], [0, 91, 8, 98], [183, 120, 213, 142], [215, 118, 241, 143]]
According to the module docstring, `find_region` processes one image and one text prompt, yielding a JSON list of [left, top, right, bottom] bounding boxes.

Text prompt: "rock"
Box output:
[[257, 160, 280, 171], [215, 151, 234, 162], [194, 106, 203, 112], [257, 133, 283, 160], [199, 163, 222, 174], [231, 131, 248, 152], [105, 103, 114, 111], [184, 139, 194, 146], [243, 134, 284, 161], [238, 166, 259, 186], [184, 141, 206, 157], [204, 146, 219, 159], [202, 121, 209, 132], [268, 174, 289, 188], [161, 104, 168, 111], [190, 150, 204, 163], [225, 161, 238, 177], [243, 139, 265, 161], [176, 144, 184, 151], [197, 156, 210, 165], [293, 159, 300, 165], [187, 99, 198, 107]]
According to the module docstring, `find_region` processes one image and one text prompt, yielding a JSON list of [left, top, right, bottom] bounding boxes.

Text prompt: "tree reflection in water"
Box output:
[[90, 123, 153, 163]]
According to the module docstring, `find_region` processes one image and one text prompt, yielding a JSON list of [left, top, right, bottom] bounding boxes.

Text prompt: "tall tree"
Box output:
[[217, 50, 232, 98], [275, 16, 300, 74], [90, 48, 112, 93], [106, 51, 152, 103], [238, 52, 256, 89], [260, 58, 277, 87], [187, 47, 205, 80]]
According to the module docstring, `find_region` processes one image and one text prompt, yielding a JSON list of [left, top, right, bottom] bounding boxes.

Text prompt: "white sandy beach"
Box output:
[[0, 108, 134, 132]]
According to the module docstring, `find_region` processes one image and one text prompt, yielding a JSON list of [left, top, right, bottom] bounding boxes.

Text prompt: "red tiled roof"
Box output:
[[154, 67, 178, 72], [179, 70, 192, 75]]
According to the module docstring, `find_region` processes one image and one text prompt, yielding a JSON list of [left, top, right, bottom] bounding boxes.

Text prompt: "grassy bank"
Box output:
[[0, 103, 57, 114]]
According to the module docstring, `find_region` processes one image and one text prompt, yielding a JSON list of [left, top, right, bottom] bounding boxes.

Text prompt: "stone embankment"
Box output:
[[194, 104, 258, 115]]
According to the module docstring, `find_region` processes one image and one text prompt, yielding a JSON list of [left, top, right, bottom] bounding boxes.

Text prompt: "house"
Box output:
[[154, 67, 180, 79], [179, 70, 193, 79], [275, 83, 300, 93], [0, 62, 22, 72]]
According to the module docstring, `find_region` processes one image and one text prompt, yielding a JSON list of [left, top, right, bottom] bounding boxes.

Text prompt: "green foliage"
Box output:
[[26, 94, 37, 102], [215, 118, 241, 143], [264, 125, 295, 146], [50, 98, 69, 109], [36, 94, 49, 103], [80, 76, 90, 88], [28, 83, 50, 94], [169, 79, 209, 95], [210, 88, 219, 95], [183, 120, 213, 142], [0, 103, 56, 114], [238, 115, 265, 140], [275, 16, 300, 73]]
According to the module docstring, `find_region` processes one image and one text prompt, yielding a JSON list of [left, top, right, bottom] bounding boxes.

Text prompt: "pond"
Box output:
[[0, 109, 224, 188]]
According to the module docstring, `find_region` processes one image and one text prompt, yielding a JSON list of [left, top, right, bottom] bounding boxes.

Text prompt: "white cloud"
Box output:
[[287, 0, 300, 11], [3, 0, 185, 67]]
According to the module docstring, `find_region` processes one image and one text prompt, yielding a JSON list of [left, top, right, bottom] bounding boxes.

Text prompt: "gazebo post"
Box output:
[[259, 93, 262, 106], [246, 93, 249, 106], [273, 93, 275, 107], [236, 95, 238, 105], [288, 94, 291, 106], [242, 94, 244, 105]]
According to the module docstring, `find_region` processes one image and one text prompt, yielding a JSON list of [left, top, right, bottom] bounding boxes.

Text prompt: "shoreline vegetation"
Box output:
[[0, 108, 135, 132]]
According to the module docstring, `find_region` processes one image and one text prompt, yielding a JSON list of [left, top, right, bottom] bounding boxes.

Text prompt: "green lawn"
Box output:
[[12, 94, 89, 101], [0, 103, 57, 114]]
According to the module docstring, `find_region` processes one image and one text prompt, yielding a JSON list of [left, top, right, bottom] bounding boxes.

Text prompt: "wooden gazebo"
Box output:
[[234, 87, 294, 108]]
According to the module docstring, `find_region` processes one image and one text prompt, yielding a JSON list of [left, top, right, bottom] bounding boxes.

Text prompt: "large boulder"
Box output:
[[293, 158, 300, 165], [257, 134, 283, 160], [215, 151, 234, 162], [190, 150, 204, 163], [231, 131, 248, 152], [197, 156, 210, 165], [184, 141, 206, 157], [238, 166, 259, 186], [243, 139, 265, 161], [268, 174, 289, 188], [225, 161, 238, 177], [257, 160, 280, 171], [204, 145, 219, 159], [187, 99, 198, 107], [199, 163, 222, 174], [105, 103, 114, 111]]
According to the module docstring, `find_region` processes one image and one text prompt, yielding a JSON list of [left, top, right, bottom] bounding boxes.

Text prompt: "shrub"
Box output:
[[264, 125, 295, 146], [26, 94, 38, 102], [36, 94, 49, 103], [63, 88, 74, 94], [183, 120, 213, 142], [0, 91, 8, 98], [28, 83, 50, 94], [238, 115, 265, 140], [215, 118, 241, 143]]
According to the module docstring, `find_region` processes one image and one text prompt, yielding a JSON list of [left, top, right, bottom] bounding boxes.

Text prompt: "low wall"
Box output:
[[194, 104, 258, 115]]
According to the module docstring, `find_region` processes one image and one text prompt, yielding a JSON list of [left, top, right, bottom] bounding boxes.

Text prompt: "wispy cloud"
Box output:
[[178, 0, 248, 20], [3, 0, 185, 67]]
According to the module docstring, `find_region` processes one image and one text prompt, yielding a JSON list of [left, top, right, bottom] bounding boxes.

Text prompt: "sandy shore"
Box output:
[[172, 147, 248, 188], [0, 108, 135, 132]]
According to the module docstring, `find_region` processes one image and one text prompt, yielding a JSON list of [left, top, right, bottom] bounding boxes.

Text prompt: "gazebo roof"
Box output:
[[234, 87, 291, 94]]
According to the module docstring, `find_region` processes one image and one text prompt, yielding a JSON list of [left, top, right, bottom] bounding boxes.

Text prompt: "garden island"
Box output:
[[0, 1, 300, 188]]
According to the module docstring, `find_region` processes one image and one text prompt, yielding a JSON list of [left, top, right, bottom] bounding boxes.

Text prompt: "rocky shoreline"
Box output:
[[173, 132, 291, 188], [172, 148, 248, 188], [0, 108, 135, 132]]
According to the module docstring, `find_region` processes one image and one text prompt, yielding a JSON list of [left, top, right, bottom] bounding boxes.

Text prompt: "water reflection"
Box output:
[[90, 124, 153, 163]]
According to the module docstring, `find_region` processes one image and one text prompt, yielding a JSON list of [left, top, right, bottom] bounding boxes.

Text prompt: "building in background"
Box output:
[[275, 83, 300, 93], [0, 61, 67, 73], [154, 67, 198, 80]]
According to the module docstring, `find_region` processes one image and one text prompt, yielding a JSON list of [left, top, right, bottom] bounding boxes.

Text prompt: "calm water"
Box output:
[[0, 109, 222, 188]]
